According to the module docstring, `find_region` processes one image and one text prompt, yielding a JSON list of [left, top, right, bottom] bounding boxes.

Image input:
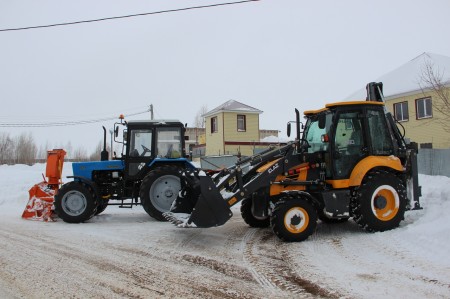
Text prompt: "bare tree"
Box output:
[[193, 105, 208, 128], [72, 146, 88, 162], [88, 141, 112, 161], [14, 132, 37, 165], [0, 132, 13, 164], [419, 60, 450, 132]]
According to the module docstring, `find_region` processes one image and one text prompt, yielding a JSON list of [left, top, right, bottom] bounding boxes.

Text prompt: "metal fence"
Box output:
[[417, 149, 450, 177]]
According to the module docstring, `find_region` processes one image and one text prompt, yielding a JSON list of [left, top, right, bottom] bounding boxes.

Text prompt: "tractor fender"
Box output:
[[348, 156, 403, 187], [66, 176, 100, 196]]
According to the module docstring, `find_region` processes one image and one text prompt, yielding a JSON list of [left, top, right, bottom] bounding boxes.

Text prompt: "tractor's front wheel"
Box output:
[[140, 166, 183, 221], [271, 197, 317, 242], [54, 181, 98, 223], [352, 170, 407, 232]]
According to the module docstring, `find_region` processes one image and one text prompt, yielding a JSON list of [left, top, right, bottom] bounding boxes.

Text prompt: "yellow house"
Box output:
[[347, 52, 450, 149], [202, 100, 278, 156]]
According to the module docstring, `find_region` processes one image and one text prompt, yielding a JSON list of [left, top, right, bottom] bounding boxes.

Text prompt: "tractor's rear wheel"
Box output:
[[240, 198, 270, 228], [95, 199, 109, 215], [140, 166, 183, 221], [352, 170, 407, 232], [271, 197, 317, 242], [54, 181, 98, 223]]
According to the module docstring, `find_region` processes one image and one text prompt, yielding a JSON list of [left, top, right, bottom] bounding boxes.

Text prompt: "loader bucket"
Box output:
[[164, 175, 233, 228], [22, 149, 66, 222]]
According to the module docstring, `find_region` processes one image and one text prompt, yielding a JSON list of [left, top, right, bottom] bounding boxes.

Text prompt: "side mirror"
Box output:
[[287, 123, 291, 137], [114, 126, 119, 138], [123, 130, 127, 144]]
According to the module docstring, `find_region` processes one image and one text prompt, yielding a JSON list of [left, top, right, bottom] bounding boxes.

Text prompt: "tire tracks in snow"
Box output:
[[241, 227, 345, 298], [0, 225, 259, 299]]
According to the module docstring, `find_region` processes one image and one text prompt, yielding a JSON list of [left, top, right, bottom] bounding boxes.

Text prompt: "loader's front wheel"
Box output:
[[54, 181, 98, 223], [241, 198, 270, 228], [140, 166, 182, 221], [352, 171, 407, 232], [271, 197, 317, 242]]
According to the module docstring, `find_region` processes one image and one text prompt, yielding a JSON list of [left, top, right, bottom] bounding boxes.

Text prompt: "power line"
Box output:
[[0, 110, 149, 127], [0, 0, 260, 32]]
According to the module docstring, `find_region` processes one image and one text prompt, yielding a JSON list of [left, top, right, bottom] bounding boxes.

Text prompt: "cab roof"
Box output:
[[303, 100, 385, 116], [127, 119, 183, 126]]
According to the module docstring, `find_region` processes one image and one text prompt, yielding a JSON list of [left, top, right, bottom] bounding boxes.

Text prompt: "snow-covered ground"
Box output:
[[0, 163, 449, 298]]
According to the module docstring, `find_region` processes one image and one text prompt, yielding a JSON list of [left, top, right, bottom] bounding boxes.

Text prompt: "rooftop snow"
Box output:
[[203, 100, 262, 117], [345, 52, 450, 100]]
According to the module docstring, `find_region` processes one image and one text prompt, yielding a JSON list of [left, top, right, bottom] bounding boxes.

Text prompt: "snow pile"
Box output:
[[0, 164, 449, 298]]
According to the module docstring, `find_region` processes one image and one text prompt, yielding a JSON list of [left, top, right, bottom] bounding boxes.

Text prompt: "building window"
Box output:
[[237, 115, 246, 132], [416, 97, 432, 119], [393, 102, 409, 121], [211, 116, 218, 133], [420, 143, 433, 149]]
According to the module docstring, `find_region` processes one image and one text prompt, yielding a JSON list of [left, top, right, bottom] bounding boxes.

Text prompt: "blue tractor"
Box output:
[[54, 116, 196, 223]]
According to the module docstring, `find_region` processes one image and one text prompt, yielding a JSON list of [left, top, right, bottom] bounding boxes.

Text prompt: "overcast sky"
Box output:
[[1, 0, 450, 154]]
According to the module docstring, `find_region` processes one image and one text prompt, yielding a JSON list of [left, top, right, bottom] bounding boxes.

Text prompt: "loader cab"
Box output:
[[303, 102, 395, 180], [120, 120, 186, 179]]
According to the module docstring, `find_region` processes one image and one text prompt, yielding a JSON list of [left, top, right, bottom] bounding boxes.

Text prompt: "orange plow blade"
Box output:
[[22, 149, 66, 222]]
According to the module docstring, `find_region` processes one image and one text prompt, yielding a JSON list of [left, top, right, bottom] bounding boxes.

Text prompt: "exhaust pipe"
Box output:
[[101, 126, 109, 161]]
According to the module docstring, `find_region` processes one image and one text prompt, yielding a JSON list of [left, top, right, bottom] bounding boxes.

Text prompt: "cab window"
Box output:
[[129, 129, 152, 157], [304, 113, 332, 153], [156, 127, 182, 158]]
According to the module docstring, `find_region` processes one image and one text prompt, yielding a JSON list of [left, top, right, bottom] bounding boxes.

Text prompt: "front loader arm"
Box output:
[[165, 143, 295, 228]]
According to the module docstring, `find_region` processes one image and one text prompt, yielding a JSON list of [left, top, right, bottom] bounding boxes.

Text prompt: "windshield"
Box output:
[[303, 113, 332, 153]]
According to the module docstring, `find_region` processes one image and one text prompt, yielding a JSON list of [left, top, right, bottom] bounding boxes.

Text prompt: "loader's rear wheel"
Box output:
[[140, 166, 182, 221], [271, 197, 317, 242], [54, 181, 98, 223], [352, 171, 407, 232], [241, 198, 270, 228]]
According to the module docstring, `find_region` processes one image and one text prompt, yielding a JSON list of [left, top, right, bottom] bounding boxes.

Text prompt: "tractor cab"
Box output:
[[113, 119, 187, 179]]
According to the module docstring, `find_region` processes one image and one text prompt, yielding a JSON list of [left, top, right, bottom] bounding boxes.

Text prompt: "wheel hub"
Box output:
[[164, 189, 174, 198], [374, 195, 387, 209], [284, 207, 309, 234], [62, 191, 87, 216], [290, 214, 301, 226]]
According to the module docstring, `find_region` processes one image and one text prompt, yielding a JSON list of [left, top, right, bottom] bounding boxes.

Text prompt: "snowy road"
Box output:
[[1, 164, 449, 298]]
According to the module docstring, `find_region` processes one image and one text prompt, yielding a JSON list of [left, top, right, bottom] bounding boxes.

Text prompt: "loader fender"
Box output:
[[326, 156, 404, 189]]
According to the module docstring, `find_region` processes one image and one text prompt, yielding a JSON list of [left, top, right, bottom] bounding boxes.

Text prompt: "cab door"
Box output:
[[332, 110, 368, 179], [125, 128, 154, 178]]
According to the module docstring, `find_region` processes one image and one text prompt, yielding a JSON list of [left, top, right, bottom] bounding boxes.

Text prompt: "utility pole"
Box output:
[[150, 104, 154, 120]]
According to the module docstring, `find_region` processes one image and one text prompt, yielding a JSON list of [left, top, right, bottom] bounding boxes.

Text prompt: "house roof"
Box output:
[[203, 100, 262, 117], [345, 52, 450, 100]]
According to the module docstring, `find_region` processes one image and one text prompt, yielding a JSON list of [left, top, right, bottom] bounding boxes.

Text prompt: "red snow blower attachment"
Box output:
[[22, 149, 66, 222]]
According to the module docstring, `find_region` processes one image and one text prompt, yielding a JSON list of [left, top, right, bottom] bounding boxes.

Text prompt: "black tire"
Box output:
[[140, 166, 183, 221], [352, 170, 407, 232], [54, 181, 98, 223], [95, 199, 109, 215], [271, 196, 317, 242], [240, 198, 270, 228]]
